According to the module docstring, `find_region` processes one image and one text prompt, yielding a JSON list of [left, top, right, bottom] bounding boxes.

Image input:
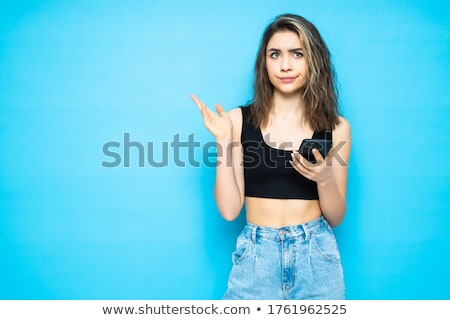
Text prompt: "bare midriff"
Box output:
[[245, 196, 322, 228]]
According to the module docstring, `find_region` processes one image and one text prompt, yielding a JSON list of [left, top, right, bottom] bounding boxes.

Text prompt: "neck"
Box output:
[[271, 91, 305, 116]]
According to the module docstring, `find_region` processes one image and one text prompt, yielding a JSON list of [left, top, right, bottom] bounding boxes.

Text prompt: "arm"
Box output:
[[190, 95, 245, 221], [214, 108, 245, 220], [290, 117, 352, 227]]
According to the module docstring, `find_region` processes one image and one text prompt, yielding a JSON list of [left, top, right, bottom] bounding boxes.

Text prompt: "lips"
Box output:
[[278, 76, 297, 83]]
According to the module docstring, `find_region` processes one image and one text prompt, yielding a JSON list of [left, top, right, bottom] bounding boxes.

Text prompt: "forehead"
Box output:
[[266, 30, 302, 50]]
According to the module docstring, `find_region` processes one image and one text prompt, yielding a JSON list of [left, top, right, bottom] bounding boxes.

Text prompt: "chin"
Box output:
[[275, 87, 304, 96]]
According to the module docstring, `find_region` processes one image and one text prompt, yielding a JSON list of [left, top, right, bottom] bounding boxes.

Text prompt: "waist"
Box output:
[[244, 216, 327, 242], [245, 196, 322, 228]]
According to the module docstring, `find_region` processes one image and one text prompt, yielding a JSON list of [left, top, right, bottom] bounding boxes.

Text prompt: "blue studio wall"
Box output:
[[1, 0, 449, 299]]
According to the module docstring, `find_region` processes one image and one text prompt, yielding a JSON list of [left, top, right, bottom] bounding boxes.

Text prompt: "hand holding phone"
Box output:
[[298, 138, 332, 164]]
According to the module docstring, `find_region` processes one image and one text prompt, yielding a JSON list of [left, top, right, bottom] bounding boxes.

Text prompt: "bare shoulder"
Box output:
[[332, 116, 351, 162], [334, 116, 351, 141], [228, 107, 243, 124]]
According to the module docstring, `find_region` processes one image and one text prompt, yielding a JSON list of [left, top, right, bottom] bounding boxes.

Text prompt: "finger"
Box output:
[[291, 151, 301, 164], [190, 94, 213, 122], [290, 152, 317, 181], [189, 94, 204, 113], [312, 148, 324, 164], [290, 152, 307, 172], [290, 159, 311, 179], [215, 103, 227, 117], [293, 150, 314, 168]]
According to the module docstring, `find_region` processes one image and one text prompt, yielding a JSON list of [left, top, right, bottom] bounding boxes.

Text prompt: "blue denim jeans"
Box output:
[[223, 216, 345, 300]]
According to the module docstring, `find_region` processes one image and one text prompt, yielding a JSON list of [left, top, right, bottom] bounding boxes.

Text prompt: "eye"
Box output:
[[269, 51, 280, 58], [293, 51, 303, 58]]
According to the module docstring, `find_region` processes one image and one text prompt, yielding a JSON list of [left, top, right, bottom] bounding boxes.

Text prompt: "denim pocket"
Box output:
[[231, 232, 252, 265], [311, 226, 341, 263]]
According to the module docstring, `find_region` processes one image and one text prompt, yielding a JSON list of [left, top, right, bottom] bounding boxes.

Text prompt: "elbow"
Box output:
[[214, 189, 244, 222], [218, 205, 242, 222], [323, 206, 346, 228], [222, 213, 239, 222], [328, 217, 344, 228], [216, 200, 244, 222]]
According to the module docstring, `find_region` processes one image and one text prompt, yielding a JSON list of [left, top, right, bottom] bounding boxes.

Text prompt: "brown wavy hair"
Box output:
[[249, 13, 341, 132]]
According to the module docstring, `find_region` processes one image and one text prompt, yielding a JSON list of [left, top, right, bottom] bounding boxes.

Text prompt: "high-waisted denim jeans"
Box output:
[[223, 216, 345, 300]]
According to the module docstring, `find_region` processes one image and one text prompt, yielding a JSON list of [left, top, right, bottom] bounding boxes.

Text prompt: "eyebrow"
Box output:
[[267, 47, 304, 52]]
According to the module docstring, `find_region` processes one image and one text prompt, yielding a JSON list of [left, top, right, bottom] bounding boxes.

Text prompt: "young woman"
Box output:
[[190, 13, 351, 299]]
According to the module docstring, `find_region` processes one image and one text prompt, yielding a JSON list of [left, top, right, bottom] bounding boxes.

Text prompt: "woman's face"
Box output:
[[265, 30, 308, 95]]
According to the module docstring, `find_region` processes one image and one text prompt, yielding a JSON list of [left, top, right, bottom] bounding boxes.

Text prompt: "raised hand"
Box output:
[[190, 94, 233, 142]]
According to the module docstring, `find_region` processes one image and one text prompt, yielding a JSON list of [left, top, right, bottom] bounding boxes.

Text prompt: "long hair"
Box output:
[[249, 13, 340, 131]]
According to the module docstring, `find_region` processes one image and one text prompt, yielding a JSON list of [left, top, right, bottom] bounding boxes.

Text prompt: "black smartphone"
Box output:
[[298, 138, 332, 163]]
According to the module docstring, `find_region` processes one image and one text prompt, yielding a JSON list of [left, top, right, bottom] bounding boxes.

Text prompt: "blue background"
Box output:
[[1, 0, 449, 299]]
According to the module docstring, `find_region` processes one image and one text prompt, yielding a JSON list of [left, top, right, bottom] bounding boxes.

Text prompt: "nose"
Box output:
[[280, 56, 291, 71]]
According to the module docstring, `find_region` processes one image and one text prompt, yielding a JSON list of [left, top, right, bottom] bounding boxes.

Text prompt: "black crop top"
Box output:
[[240, 106, 331, 200]]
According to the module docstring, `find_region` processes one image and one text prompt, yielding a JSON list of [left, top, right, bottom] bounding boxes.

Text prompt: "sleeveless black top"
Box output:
[[240, 106, 331, 200]]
